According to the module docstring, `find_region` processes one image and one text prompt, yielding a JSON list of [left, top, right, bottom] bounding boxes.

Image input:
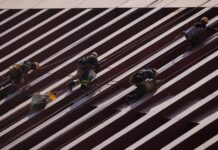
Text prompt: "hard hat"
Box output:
[[34, 62, 40, 70], [200, 17, 209, 24], [91, 52, 98, 58], [47, 91, 57, 101]]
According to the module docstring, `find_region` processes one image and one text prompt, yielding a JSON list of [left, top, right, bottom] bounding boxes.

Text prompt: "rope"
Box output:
[[90, 30, 218, 98], [101, 1, 215, 68], [37, 0, 183, 71], [38, 1, 215, 94], [86, 1, 216, 94], [55, 1, 217, 103], [41, 0, 217, 72], [38, 4, 153, 70], [46, 1, 214, 87]]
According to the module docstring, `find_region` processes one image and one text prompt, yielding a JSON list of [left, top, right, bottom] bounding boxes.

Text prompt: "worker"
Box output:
[[127, 68, 164, 104], [129, 68, 158, 86], [31, 91, 57, 112], [67, 52, 99, 90], [0, 60, 40, 89], [181, 17, 217, 50]]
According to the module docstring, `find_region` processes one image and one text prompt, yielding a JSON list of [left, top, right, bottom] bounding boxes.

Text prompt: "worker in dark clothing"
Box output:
[[0, 60, 40, 89], [127, 68, 164, 105], [31, 92, 57, 112], [67, 52, 100, 90], [129, 68, 158, 86], [181, 17, 217, 50]]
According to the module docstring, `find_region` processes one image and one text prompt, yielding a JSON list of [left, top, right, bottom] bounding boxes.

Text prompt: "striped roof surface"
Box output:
[[0, 0, 218, 8], [0, 6, 218, 150]]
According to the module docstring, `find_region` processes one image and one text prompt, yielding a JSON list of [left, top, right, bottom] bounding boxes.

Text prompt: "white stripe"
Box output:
[[0, 7, 211, 119], [0, 8, 212, 148], [32, 87, 134, 150], [31, 8, 136, 66], [29, 9, 216, 149], [0, 8, 181, 121], [60, 96, 133, 150], [162, 112, 218, 150], [40, 7, 155, 66], [0, 7, 176, 148], [66, 90, 218, 149], [2, 8, 114, 104], [64, 46, 217, 149], [93, 69, 218, 150], [41, 8, 185, 93], [0, 9, 8, 15], [0, 7, 133, 134], [0, 8, 112, 75], [0, 99, 30, 121], [98, 8, 212, 76], [0, 7, 136, 135], [126, 90, 218, 150], [194, 134, 218, 150], [0, 9, 28, 26], [158, 16, 218, 73], [14, 8, 112, 65], [0, 8, 67, 52], [0, 9, 48, 37], [0, 9, 89, 76]]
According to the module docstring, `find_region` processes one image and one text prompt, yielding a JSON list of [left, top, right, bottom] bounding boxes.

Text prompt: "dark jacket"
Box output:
[[184, 22, 217, 40], [78, 55, 99, 72], [9, 61, 36, 81], [129, 69, 155, 85]]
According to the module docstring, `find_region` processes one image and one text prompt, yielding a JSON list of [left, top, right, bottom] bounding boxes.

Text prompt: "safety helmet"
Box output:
[[34, 62, 40, 70], [200, 17, 209, 25], [47, 91, 57, 101], [91, 52, 98, 58]]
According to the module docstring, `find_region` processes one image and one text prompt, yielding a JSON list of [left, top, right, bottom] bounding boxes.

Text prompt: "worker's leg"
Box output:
[[87, 69, 96, 81], [186, 38, 199, 51], [127, 87, 145, 105], [80, 69, 97, 90]]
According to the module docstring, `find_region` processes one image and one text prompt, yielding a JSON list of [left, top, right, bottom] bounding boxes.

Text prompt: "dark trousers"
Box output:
[[127, 88, 145, 104]]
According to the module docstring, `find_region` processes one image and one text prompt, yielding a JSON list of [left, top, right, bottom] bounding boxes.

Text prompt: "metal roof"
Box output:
[[0, 0, 218, 8], [0, 6, 217, 149]]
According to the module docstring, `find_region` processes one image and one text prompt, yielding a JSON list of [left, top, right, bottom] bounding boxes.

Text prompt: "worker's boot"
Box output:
[[126, 88, 144, 105], [67, 79, 79, 90]]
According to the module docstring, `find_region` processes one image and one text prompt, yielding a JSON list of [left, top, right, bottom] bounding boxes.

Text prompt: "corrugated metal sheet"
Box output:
[[0, 0, 218, 8], [0, 7, 217, 149]]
